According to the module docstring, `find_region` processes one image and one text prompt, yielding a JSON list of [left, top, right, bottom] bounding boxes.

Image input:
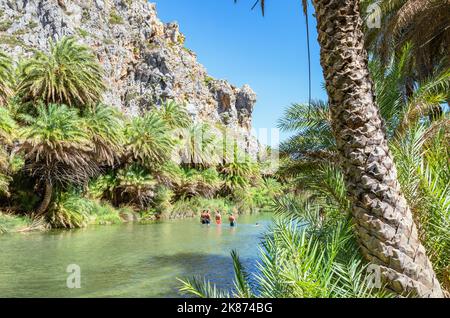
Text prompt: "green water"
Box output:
[[0, 213, 272, 297]]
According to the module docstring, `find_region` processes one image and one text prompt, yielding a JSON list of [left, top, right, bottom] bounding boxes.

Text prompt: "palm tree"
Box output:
[[156, 100, 192, 129], [174, 168, 201, 198], [369, 44, 450, 137], [278, 100, 335, 163], [83, 104, 125, 166], [20, 104, 98, 215], [153, 161, 184, 188], [278, 49, 449, 293], [245, 0, 443, 296], [391, 124, 450, 290], [220, 143, 260, 195], [115, 164, 157, 209], [196, 168, 223, 198], [0, 107, 17, 196], [178, 123, 221, 168], [17, 37, 105, 107], [0, 107, 16, 147], [125, 112, 175, 168], [0, 52, 14, 105], [362, 0, 450, 84], [312, 0, 444, 297], [174, 167, 223, 199]]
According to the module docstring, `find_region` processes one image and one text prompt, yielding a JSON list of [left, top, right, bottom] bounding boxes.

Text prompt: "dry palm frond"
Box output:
[[20, 104, 98, 186], [364, 0, 450, 80], [0, 52, 14, 105], [116, 164, 157, 209]]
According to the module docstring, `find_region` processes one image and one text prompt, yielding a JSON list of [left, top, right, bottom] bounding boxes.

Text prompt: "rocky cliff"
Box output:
[[0, 0, 258, 156]]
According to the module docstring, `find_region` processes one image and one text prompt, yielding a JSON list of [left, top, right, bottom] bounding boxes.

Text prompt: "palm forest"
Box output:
[[0, 0, 449, 299]]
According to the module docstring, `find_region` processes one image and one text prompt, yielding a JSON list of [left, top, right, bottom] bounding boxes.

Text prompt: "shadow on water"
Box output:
[[147, 252, 235, 297], [146, 252, 259, 297]]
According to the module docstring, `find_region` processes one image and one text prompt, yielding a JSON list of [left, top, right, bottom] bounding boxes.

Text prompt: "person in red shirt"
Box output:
[[215, 211, 222, 225]]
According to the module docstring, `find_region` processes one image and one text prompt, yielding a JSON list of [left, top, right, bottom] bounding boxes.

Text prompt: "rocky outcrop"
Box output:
[[0, 0, 258, 156]]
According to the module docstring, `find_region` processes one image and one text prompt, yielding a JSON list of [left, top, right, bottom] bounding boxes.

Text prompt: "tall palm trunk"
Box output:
[[311, 0, 443, 297], [36, 180, 53, 216]]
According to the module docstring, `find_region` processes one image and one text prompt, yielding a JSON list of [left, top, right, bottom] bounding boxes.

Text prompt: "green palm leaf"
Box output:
[[17, 37, 105, 107]]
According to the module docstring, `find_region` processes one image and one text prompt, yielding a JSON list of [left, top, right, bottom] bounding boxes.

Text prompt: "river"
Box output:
[[0, 213, 272, 297]]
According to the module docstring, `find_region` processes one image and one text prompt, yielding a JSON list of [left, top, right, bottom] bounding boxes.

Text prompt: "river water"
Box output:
[[0, 213, 272, 297]]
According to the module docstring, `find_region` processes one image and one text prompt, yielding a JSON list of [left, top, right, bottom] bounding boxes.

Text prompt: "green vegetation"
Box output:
[[109, 10, 124, 25], [0, 19, 13, 32], [81, 8, 90, 23], [0, 37, 279, 234], [0, 35, 26, 49], [76, 27, 90, 38], [48, 192, 123, 228], [180, 0, 449, 298], [27, 21, 38, 29], [204, 75, 214, 86], [0, 52, 13, 109], [0, 213, 33, 234], [1, 0, 448, 298], [17, 37, 105, 106]]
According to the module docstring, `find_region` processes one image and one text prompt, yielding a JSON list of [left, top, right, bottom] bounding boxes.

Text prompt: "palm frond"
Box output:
[[17, 36, 105, 107], [20, 104, 98, 186], [125, 112, 175, 167], [231, 250, 254, 298], [156, 100, 192, 129], [84, 104, 125, 166], [177, 277, 230, 298], [0, 51, 14, 105]]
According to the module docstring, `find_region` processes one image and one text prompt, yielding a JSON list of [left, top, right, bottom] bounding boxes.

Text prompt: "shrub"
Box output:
[[109, 10, 124, 24], [0, 212, 32, 233], [47, 192, 123, 229], [47, 193, 93, 229]]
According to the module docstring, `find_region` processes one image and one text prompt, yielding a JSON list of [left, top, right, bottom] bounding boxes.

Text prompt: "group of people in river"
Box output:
[[200, 209, 237, 227]]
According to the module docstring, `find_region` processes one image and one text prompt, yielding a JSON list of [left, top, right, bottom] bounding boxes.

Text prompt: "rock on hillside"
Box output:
[[0, 0, 259, 156]]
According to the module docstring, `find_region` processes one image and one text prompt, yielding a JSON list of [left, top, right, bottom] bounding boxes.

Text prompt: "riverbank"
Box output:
[[0, 195, 272, 234]]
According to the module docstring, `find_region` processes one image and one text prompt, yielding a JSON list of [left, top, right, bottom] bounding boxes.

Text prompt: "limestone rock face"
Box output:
[[0, 0, 258, 157]]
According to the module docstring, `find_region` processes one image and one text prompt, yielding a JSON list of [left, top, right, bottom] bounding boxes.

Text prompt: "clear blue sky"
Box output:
[[153, 0, 327, 143]]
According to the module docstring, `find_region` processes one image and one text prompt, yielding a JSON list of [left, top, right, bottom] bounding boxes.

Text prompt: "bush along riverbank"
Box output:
[[0, 37, 281, 233]]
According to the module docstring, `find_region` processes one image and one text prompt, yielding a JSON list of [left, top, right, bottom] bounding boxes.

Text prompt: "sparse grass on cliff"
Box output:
[[109, 9, 124, 25]]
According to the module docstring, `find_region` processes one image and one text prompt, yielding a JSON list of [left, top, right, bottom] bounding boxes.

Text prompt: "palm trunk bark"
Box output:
[[311, 0, 443, 297], [36, 180, 53, 216]]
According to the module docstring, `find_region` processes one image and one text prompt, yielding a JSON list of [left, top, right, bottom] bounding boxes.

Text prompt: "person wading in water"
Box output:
[[215, 211, 222, 225], [204, 210, 211, 225], [228, 213, 236, 227], [200, 210, 207, 224]]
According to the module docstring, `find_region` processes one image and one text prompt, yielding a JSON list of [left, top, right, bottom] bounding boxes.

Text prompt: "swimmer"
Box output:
[[215, 211, 222, 225], [229, 214, 236, 227], [205, 210, 211, 225]]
